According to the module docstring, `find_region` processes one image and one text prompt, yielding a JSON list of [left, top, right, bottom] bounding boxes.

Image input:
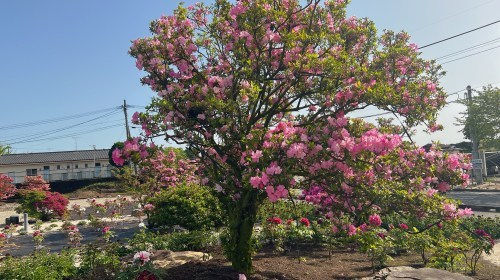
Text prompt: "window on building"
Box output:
[[26, 169, 37, 176], [43, 166, 50, 171], [75, 164, 79, 169], [85, 163, 88, 168], [57, 165, 61, 170], [95, 163, 101, 167], [67, 165, 70, 169]]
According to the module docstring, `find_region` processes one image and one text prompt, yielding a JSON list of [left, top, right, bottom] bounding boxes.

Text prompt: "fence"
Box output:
[[7, 166, 115, 184]]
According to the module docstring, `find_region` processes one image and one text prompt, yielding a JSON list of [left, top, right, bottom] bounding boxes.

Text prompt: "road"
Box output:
[[447, 191, 500, 208]]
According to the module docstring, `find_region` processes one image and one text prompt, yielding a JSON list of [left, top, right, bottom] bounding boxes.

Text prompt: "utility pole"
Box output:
[[466, 85, 483, 184], [123, 100, 132, 139]]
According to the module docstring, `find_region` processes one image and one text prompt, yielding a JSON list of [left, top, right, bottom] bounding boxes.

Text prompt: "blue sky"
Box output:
[[0, 0, 499, 153]]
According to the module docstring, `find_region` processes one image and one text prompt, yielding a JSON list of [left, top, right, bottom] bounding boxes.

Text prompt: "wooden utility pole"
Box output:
[[466, 85, 483, 184], [123, 100, 131, 139]]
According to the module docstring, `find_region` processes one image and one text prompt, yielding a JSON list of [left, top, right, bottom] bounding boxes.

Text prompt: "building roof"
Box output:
[[0, 149, 110, 166]]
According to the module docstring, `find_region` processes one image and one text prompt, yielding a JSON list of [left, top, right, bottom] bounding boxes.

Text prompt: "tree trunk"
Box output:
[[226, 188, 260, 274]]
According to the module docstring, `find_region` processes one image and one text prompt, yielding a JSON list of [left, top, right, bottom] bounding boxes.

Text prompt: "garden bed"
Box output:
[[163, 245, 500, 280]]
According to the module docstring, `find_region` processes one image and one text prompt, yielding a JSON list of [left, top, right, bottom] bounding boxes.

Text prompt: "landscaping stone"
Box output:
[[152, 250, 212, 269], [362, 266, 474, 280]]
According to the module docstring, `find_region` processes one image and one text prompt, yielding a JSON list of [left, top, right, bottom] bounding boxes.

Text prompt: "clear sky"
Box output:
[[0, 0, 499, 153]]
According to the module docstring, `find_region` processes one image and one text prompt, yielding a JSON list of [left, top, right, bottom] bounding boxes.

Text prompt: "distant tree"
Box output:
[[0, 144, 11, 155], [457, 85, 500, 150]]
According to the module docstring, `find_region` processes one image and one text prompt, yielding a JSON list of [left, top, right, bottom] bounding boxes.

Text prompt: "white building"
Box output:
[[0, 149, 114, 184]]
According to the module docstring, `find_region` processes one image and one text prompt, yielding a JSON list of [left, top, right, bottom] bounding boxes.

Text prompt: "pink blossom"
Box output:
[[102, 226, 111, 234], [437, 182, 450, 192], [369, 214, 382, 227], [457, 208, 473, 218], [250, 176, 261, 188], [134, 251, 151, 264], [131, 112, 140, 124], [347, 224, 357, 236], [427, 189, 438, 197], [266, 162, 282, 175], [251, 150, 263, 163], [143, 203, 155, 211], [266, 185, 288, 202], [112, 149, 125, 166], [239, 274, 247, 280]]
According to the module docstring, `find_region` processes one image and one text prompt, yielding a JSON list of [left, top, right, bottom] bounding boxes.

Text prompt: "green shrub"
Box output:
[[461, 215, 500, 239], [77, 243, 122, 279], [16, 190, 48, 220], [167, 230, 219, 251], [128, 229, 218, 252], [148, 184, 225, 230], [0, 249, 77, 280]]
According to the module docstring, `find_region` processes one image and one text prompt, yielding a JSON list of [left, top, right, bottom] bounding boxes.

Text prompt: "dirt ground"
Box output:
[[163, 245, 500, 280]]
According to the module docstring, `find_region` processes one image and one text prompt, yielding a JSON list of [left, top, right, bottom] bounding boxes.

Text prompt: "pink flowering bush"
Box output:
[[36, 191, 69, 218], [113, 147, 198, 215], [121, 0, 471, 273], [0, 174, 16, 200], [20, 176, 50, 191]]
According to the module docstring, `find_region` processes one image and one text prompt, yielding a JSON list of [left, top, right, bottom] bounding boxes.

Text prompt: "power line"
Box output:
[[1, 118, 124, 141], [410, 0, 496, 33], [0, 107, 120, 131], [419, 19, 500, 49], [9, 124, 123, 145], [4, 110, 121, 144], [440, 44, 500, 65], [435, 37, 500, 61]]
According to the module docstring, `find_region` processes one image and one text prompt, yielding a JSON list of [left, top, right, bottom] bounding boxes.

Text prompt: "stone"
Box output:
[[152, 250, 212, 269]]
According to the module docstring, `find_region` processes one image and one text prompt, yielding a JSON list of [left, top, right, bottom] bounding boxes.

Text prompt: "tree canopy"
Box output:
[[457, 85, 500, 150], [113, 0, 470, 273]]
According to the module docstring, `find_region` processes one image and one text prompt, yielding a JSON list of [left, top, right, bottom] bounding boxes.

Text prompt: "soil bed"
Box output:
[[163, 245, 500, 280]]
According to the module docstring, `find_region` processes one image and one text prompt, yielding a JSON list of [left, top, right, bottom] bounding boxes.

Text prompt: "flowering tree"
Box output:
[[0, 174, 16, 200], [20, 176, 51, 191], [120, 0, 470, 273]]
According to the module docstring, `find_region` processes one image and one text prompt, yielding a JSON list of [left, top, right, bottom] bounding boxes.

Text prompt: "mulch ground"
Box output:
[[162, 245, 500, 280]]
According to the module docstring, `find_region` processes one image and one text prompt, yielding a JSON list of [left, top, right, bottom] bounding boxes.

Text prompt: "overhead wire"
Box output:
[[409, 0, 496, 33], [0, 106, 120, 131], [10, 124, 123, 145], [440, 44, 500, 65], [434, 37, 500, 61], [4, 109, 122, 144], [419, 19, 500, 49]]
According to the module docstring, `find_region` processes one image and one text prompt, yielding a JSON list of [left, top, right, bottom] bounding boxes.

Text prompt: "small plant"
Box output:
[[117, 251, 160, 280], [102, 226, 115, 242], [88, 214, 106, 231], [64, 225, 83, 247], [71, 203, 86, 218], [33, 230, 44, 248]]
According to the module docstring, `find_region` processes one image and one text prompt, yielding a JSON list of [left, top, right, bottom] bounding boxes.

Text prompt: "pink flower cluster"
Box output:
[[134, 251, 152, 265]]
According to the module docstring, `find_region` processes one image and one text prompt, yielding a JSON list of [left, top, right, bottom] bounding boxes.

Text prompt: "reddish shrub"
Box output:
[[36, 192, 69, 218], [0, 174, 16, 199]]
